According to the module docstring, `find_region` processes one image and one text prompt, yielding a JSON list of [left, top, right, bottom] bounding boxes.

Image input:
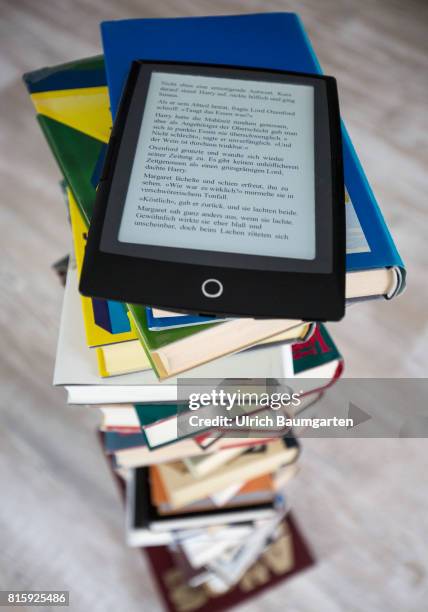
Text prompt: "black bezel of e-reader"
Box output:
[[80, 60, 345, 321]]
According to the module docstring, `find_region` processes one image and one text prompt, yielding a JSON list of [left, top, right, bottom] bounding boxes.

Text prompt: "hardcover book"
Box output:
[[144, 513, 314, 612], [127, 466, 279, 540], [291, 323, 341, 375], [53, 267, 294, 404], [23, 55, 109, 224], [101, 13, 405, 299], [155, 437, 299, 509], [128, 304, 310, 380], [24, 60, 134, 344], [69, 190, 138, 349], [27, 45, 405, 308]]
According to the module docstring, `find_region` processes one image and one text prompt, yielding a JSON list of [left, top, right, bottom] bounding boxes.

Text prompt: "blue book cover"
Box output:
[[105, 405, 181, 451], [104, 430, 146, 452], [145, 306, 226, 330], [91, 297, 131, 334], [92, 297, 111, 332], [101, 12, 405, 296], [106, 300, 131, 333]]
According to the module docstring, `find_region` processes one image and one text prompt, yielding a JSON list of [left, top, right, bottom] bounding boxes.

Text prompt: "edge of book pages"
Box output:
[[156, 440, 299, 509]]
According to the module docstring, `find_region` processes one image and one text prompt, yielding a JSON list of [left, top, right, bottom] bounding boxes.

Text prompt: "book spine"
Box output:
[[95, 347, 109, 377], [297, 15, 405, 281], [127, 306, 161, 378]]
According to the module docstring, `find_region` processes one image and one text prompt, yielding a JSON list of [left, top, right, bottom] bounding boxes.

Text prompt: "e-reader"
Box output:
[[80, 61, 345, 320]]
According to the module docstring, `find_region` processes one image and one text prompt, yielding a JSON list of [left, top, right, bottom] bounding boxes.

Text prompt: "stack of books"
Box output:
[[24, 13, 404, 610]]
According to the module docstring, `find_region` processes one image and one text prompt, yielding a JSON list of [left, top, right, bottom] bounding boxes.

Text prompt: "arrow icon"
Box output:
[[347, 402, 371, 429]]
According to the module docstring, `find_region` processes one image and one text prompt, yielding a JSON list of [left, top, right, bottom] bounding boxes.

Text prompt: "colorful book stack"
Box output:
[[24, 13, 404, 610]]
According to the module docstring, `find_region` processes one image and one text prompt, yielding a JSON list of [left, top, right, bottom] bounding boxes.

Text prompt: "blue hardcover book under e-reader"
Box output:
[[101, 13, 405, 297]]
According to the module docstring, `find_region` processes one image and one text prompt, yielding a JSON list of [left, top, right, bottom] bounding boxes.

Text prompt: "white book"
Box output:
[[54, 266, 290, 404]]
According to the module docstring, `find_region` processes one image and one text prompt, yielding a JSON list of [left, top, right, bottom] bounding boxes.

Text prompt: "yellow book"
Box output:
[[68, 189, 137, 348], [31, 86, 111, 142], [68, 190, 150, 377], [96, 340, 150, 377]]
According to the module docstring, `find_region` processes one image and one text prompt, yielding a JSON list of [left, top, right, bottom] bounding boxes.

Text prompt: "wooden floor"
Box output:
[[0, 0, 427, 610]]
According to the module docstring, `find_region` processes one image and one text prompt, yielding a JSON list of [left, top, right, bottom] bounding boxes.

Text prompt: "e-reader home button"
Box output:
[[202, 278, 223, 298]]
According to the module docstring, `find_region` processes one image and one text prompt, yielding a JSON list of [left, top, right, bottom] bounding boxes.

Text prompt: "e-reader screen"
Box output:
[[117, 72, 316, 261]]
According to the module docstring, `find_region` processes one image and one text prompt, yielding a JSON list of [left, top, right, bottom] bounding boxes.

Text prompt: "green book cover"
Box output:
[[38, 115, 101, 225], [134, 403, 209, 450], [135, 403, 182, 448], [292, 324, 341, 374], [135, 403, 179, 427], [128, 304, 219, 353]]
